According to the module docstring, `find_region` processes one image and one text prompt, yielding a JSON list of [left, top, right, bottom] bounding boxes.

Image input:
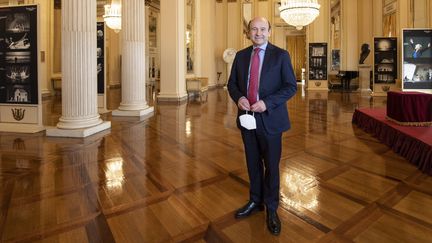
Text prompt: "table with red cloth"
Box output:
[[386, 91, 432, 126]]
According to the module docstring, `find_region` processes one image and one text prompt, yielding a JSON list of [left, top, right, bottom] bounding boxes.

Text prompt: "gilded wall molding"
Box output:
[[145, 0, 160, 10]]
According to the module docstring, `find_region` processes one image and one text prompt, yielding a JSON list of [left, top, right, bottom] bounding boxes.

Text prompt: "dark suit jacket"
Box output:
[[227, 42, 297, 135]]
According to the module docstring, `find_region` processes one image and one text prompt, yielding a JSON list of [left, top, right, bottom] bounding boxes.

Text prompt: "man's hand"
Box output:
[[410, 38, 414, 44], [238, 97, 251, 111], [251, 100, 267, 113]]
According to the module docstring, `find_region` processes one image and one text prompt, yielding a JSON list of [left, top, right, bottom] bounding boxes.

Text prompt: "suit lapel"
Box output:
[[261, 43, 274, 79], [242, 46, 253, 90]]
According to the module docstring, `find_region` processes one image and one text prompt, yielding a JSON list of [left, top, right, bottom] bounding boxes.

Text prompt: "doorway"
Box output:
[[286, 35, 306, 81]]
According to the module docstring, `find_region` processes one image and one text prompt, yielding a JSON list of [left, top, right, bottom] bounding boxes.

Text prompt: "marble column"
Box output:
[[194, 0, 202, 78], [341, 0, 358, 71], [46, 0, 110, 138], [112, 0, 154, 117], [157, 0, 188, 102], [200, 0, 217, 88]]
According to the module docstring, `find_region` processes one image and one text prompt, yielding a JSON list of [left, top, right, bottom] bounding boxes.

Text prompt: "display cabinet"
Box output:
[[373, 37, 397, 85], [309, 43, 327, 80]]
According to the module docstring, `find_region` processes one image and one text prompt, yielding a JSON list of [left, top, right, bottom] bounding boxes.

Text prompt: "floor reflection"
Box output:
[[280, 170, 318, 210], [104, 157, 125, 191], [1, 85, 427, 242]]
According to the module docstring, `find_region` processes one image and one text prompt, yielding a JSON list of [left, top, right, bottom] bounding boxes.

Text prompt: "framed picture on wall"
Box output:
[[331, 49, 340, 71], [0, 6, 38, 104], [97, 22, 105, 94], [402, 29, 432, 90]]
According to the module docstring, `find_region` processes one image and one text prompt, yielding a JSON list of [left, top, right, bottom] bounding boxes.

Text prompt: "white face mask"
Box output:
[[239, 112, 256, 130]]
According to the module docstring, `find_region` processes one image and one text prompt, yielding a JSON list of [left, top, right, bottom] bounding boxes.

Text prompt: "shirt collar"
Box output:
[[253, 42, 268, 51]]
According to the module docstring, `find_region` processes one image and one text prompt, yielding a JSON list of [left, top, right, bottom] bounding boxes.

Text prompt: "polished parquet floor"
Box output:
[[1, 86, 432, 242]]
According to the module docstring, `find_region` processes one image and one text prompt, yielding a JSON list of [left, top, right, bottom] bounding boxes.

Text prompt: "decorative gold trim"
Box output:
[[386, 116, 432, 127], [11, 108, 25, 121], [381, 85, 390, 92]]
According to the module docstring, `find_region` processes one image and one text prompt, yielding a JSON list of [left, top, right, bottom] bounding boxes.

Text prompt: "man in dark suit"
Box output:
[[227, 16, 297, 235], [409, 38, 431, 58]]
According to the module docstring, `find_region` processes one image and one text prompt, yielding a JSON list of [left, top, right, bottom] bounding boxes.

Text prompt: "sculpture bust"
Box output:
[[359, 43, 370, 64]]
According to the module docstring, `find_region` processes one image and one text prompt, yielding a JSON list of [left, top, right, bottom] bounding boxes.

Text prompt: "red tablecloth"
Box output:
[[353, 108, 432, 174], [386, 91, 432, 126]]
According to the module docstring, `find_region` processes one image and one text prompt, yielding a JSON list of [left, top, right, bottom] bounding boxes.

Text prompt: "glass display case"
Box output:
[[373, 37, 397, 85], [309, 43, 328, 80]]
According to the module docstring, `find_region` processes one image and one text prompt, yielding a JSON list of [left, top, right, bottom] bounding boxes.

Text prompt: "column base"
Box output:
[[112, 106, 154, 117], [46, 121, 111, 138], [0, 123, 45, 133], [157, 93, 188, 103], [98, 108, 111, 114]]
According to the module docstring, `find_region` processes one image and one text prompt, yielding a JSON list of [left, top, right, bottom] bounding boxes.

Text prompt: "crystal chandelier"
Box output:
[[279, 0, 320, 30], [103, 0, 121, 33]]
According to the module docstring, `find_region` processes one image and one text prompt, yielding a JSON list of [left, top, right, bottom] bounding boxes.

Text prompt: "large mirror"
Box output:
[[186, 0, 194, 74], [53, 0, 62, 76], [148, 10, 158, 81], [330, 0, 341, 72]]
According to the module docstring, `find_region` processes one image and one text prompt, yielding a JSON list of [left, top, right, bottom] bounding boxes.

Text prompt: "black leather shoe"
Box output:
[[234, 201, 264, 218], [266, 209, 281, 235]]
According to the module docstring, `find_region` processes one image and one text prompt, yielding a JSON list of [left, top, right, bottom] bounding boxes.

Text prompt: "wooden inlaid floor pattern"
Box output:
[[1, 87, 431, 242]]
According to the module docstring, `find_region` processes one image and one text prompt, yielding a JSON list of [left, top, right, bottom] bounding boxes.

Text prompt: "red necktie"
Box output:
[[248, 48, 261, 105]]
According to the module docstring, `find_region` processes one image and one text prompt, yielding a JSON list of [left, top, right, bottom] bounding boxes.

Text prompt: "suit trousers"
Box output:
[[240, 113, 282, 211]]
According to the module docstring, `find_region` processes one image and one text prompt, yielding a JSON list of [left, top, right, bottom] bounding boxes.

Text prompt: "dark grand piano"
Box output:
[[336, 71, 359, 90]]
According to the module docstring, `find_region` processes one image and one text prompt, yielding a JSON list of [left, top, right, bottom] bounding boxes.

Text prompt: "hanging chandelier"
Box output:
[[279, 0, 320, 30], [103, 0, 121, 33]]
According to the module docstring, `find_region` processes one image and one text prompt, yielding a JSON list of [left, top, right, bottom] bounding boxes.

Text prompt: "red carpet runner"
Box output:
[[352, 108, 432, 175]]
